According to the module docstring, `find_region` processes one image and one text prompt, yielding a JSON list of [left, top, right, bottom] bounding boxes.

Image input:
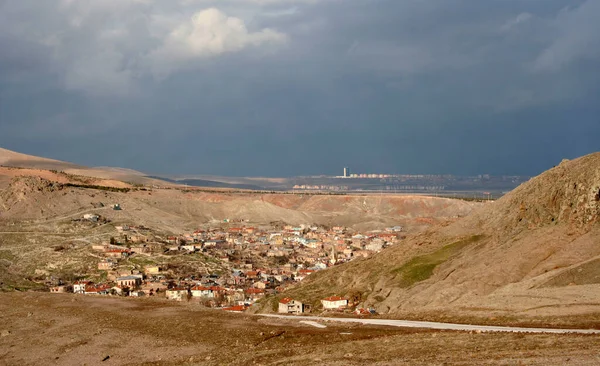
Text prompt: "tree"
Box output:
[[110, 237, 117, 245]]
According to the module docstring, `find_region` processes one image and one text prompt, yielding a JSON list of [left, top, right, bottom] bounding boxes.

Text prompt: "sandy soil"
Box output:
[[1, 293, 600, 366]]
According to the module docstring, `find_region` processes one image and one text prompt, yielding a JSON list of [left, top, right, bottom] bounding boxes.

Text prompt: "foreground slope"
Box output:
[[274, 153, 600, 318], [3, 293, 600, 366]]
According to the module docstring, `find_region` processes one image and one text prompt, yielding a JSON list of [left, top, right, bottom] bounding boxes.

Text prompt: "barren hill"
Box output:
[[0, 147, 164, 186], [271, 153, 600, 319], [0, 147, 82, 171], [0, 176, 478, 232]]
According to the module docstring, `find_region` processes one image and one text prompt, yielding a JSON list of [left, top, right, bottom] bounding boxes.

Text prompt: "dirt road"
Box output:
[[258, 314, 600, 334]]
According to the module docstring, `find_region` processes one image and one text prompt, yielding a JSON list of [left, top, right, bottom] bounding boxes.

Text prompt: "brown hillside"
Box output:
[[0, 176, 479, 232], [0, 147, 166, 186], [272, 153, 600, 320]]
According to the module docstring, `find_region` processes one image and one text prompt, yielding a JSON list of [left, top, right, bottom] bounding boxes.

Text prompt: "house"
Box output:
[[278, 298, 306, 314], [83, 214, 99, 222], [73, 281, 93, 294], [98, 259, 117, 271], [111, 285, 128, 296], [85, 284, 111, 295], [180, 244, 199, 252], [222, 305, 248, 312], [298, 269, 315, 276], [365, 241, 383, 252], [321, 296, 348, 310], [190, 286, 225, 301], [144, 265, 162, 275], [190, 285, 214, 298], [253, 281, 267, 289], [50, 285, 72, 293], [92, 244, 108, 251], [245, 288, 265, 301], [165, 288, 189, 301], [105, 249, 130, 258], [116, 275, 143, 289]]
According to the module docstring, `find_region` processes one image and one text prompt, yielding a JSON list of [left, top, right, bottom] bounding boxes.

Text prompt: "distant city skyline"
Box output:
[[0, 1, 598, 177]]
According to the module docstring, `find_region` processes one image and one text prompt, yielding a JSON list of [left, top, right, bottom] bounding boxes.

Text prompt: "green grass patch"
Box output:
[[128, 256, 158, 266], [391, 235, 484, 288]]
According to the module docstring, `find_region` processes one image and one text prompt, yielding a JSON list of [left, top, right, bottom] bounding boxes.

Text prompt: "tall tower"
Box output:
[[330, 245, 337, 265], [343, 167, 350, 178]]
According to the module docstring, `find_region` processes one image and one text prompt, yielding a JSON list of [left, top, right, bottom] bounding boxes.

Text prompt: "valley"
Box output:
[[1, 147, 600, 365]]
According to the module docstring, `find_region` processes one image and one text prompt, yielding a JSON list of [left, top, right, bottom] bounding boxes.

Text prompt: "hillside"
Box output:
[[0, 147, 165, 186], [0, 175, 479, 232], [0, 170, 480, 292], [269, 153, 600, 319]]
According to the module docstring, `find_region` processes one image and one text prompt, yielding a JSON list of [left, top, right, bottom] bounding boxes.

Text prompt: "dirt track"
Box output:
[[259, 314, 600, 334]]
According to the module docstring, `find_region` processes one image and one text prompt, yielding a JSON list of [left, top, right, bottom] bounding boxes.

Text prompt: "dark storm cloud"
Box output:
[[0, 0, 598, 176]]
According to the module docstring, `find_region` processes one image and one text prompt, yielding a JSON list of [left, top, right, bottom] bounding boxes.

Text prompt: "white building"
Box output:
[[321, 296, 348, 310], [278, 298, 306, 314], [165, 288, 189, 301], [190, 286, 215, 298], [73, 281, 91, 294], [116, 275, 143, 288], [83, 214, 99, 222]]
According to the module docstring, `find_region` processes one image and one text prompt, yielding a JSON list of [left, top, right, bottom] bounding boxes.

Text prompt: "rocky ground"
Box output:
[[2, 293, 600, 366]]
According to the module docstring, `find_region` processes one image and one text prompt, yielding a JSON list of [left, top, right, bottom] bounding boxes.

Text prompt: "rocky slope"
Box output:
[[273, 153, 600, 318]]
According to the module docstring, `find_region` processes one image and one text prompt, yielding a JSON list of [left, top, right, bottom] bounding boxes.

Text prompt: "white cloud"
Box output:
[[148, 8, 287, 78], [0, 1, 289, 95]]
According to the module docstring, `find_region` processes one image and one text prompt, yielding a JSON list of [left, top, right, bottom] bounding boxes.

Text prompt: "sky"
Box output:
[[0, 0, 599, 177]]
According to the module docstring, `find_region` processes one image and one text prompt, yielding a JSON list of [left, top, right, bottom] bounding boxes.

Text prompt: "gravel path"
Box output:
[[259, 314, 600, 334]]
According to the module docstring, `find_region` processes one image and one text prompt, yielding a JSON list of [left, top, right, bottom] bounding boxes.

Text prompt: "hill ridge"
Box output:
[[270, 152, 600, 318]]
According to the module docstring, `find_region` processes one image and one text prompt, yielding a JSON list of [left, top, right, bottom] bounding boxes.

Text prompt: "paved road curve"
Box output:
[[258, 314, 600, 334]]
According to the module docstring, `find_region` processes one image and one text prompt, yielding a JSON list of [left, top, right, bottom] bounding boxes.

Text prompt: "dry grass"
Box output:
[[2, 293, 600, 365]]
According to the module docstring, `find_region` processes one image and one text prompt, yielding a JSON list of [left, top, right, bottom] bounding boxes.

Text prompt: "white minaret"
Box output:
[[330, 245, 337, 265]]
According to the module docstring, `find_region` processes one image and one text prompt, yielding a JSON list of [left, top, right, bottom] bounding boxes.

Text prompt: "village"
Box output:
[[48, 214, 404, 314]]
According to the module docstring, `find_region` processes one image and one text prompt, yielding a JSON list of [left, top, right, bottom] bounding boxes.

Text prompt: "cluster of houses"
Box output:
[[50, 274, 146, 297], [277, 296, 375, 315], [277, 296, 348, 314], [169, 224, 404, 267], [48, 222, 403, 313]]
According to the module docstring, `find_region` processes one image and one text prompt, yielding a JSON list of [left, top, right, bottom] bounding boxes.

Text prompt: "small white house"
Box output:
[[278, 298, 306, 314], [181, 244, 198, 252], [73, 281, 92, 294], [190, 286, 214, 298], [165, 288, 189, 301], [321, 296, 348, 310], [83, 214, 99, 222]]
